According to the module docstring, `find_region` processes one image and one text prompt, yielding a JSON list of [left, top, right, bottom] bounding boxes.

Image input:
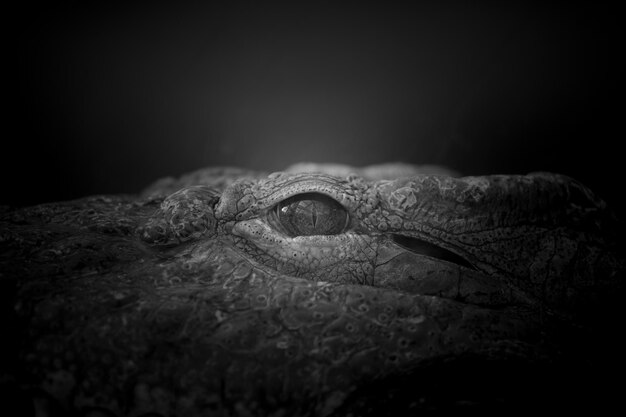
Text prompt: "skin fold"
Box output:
[[0, 164, 623, 416]]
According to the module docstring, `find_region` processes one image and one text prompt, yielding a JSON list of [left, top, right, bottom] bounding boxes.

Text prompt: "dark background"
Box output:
[[6, 1, 624, 212]]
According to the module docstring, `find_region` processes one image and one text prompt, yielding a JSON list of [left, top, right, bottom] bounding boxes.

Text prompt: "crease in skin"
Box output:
[[390, 233, 476, 270]]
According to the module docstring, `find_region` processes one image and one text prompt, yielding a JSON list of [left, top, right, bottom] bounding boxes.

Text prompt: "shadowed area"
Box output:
[[5, 1, 624, 214]]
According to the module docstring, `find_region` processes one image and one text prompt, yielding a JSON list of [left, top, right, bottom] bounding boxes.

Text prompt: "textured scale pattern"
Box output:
[[0, 163, 624, 416]]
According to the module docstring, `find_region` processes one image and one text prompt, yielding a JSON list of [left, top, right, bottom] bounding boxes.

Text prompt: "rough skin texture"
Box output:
[[1, 163, 624, 416]]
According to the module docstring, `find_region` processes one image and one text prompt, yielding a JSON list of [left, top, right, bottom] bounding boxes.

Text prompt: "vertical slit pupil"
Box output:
[[275, 193, 348, 236]]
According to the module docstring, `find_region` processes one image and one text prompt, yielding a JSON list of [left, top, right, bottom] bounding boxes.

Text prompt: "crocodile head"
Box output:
[[1, 164, 623, 416]]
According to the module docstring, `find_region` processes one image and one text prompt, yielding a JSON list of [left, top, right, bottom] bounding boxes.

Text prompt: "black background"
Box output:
[[6, 1, 624, 212]]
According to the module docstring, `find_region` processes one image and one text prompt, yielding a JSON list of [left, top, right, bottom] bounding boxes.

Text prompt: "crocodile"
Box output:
[[0, 163, 624, 416]]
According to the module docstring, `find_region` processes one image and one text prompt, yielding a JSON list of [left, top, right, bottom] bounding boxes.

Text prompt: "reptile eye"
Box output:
[[269, 193, 349, 237]]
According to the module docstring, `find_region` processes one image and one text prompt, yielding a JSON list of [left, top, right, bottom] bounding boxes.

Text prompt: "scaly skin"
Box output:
[[0, 164, 623, 416]]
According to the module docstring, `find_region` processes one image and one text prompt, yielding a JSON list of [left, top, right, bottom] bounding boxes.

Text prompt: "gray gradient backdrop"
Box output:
[[7, 1, 624, 212]]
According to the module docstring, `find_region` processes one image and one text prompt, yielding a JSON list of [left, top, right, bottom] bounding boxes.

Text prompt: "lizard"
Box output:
[[0, 163, 623, 416]]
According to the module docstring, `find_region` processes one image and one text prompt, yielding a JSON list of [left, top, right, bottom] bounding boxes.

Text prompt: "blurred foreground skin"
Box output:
[[1, 163, 624, 416]]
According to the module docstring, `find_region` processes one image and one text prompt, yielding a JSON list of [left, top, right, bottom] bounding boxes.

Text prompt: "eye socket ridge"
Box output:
[[268, 192, 350, 237]]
